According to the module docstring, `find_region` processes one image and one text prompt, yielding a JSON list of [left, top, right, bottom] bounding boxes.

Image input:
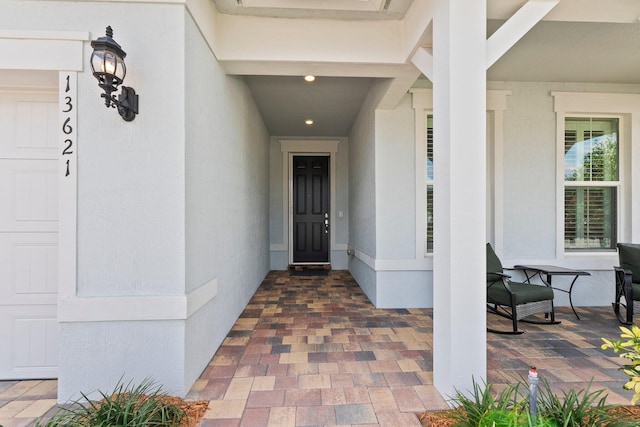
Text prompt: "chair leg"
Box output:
[[511, 296, 519, 334], [627, 280, 634, 325], [486, 304, 524, 335], [613, 269, 634, 325]]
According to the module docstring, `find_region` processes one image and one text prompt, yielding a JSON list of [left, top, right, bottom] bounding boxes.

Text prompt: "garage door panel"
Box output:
[[0, 233, 57, 302], [0, 90, 59, 380], [0, 159, 58, 232], [0, 307, 57, 379], [15, 101, 58, 150], [0, 92, 57, 159], [15, 317, 58, 368]]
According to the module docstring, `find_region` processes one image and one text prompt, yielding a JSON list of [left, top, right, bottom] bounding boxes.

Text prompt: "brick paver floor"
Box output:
[[0, 269, 635, 426]]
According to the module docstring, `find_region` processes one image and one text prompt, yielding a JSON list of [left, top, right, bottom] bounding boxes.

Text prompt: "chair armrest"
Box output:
[[614, 266, 633, 276], [488, 271, 511, 279], [487, 272, 514, 293]]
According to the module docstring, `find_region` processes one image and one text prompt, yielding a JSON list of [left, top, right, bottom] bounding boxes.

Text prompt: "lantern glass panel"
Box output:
[[115, 56, 126, 81], [104, 51, 117, 76], [90, 50, 104, 75]]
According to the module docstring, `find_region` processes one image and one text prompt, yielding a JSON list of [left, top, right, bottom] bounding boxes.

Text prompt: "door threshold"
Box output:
[[289, 264, 331, 271]]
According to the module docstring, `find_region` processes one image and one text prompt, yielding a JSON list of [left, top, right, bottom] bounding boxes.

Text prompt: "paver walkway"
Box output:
[[188, 270, 446, 426], [0, 269, 635, 426]]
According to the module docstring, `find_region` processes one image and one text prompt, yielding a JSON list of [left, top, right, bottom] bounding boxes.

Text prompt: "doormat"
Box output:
[[290, 269, 329, 277]]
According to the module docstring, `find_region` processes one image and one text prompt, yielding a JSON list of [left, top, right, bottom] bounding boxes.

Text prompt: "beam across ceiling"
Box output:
[[486, 0, 558, 68]]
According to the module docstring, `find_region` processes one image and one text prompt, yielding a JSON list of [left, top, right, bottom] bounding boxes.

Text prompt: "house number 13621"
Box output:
[[60, 74, 76, 177]]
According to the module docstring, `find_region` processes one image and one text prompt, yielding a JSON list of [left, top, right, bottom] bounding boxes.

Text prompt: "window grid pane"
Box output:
[[565, 118, 619, 182], [426, 185, 433, 253], [426, 115, 433, 254], [426, 115, 433, 181], [564, 186, 617, 251]]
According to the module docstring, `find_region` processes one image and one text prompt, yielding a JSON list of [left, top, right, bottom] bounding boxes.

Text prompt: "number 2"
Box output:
[[62, 139, 73, 155]]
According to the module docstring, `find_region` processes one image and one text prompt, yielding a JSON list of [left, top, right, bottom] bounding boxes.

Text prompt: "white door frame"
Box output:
[[280, 140, 339, 266]]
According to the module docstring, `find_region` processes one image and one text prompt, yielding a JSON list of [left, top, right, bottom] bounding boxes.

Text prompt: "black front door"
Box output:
[[293, 156, 329, 263]]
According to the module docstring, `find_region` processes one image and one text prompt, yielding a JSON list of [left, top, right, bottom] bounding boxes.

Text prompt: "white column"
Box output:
[[432, 0, 487, 397]]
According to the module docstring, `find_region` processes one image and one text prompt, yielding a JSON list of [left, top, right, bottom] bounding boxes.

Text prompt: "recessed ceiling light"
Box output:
[[304, 75, 316, 82], [305, 119, 314, 125]]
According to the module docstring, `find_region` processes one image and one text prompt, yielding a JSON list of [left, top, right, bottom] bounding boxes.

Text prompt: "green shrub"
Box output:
[[446, 379, 522, 426], [535, 379, 626, 427], [35, 378, 186, 427], [446, 377, 636, 427], [601, 325, 640, 405]]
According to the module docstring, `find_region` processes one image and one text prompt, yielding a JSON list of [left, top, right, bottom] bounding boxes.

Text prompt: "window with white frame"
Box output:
[[425, 114, 434, 253], [411, 89, 510, 259], [564, 117, 619, 251]]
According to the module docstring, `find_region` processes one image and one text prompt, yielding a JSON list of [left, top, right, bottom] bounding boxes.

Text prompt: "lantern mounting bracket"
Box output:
[[101, 86, 138, 122]]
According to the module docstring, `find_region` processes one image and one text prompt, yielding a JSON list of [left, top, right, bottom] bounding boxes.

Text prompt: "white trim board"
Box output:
[[0, 31, 88, 71], [58, 278, 218, 322]]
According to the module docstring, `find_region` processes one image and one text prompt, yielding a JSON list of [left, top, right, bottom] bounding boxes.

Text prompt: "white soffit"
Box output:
[[241, 0, 387, 11]]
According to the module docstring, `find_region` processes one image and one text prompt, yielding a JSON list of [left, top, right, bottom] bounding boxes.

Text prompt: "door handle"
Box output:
[[324, 213, 329, 233]]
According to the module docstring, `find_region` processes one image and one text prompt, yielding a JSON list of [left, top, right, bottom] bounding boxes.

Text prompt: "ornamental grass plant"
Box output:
[[429, 377, 638, 427], [35, 379, 188, 427]]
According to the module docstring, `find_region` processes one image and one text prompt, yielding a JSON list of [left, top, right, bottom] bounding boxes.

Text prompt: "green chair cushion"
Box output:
[[618, 243, 640, 284], [488, 281, 554, 306]]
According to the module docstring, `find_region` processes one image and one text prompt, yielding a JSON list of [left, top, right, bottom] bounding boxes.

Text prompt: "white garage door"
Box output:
[[0, 90, 58, 379]]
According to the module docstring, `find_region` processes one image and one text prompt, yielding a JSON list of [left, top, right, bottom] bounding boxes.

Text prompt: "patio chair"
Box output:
[[486, 243, 557, 334], [613, 243, 640, 325]]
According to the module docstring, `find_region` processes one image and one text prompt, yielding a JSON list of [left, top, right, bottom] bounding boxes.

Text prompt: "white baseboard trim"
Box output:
[[349, 246, 433, 271], [58, 278, 218, 322]]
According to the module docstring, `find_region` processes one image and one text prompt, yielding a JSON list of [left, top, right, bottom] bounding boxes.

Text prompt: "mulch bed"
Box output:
[[417, 405, 640, 426], [160, 396, 209, 427]]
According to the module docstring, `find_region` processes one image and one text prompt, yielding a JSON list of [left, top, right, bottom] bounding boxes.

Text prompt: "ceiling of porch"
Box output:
[[212, 0, 640, 137]]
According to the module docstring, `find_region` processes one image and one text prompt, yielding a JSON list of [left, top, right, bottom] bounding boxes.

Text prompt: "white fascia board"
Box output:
[[489, 0, 640, 23], [544, 0, 640, 23], [243, 0, 384, 11], [214, 14, 405, 64], [220, 61, 408, 77]]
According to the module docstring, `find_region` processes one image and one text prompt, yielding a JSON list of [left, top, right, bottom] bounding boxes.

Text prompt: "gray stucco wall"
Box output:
[[20, 1, 195, 401], [348, 80, 640, 309], [347, 81, 386, 303], [184, 13, 270, 393], [489, 81, 640, 261], [375, 94, 416, 259], [0, 1, 270, 400]]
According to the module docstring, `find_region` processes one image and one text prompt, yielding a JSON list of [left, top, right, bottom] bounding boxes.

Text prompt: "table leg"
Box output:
[[546, 273, 580, 320], [545, 273, 552, 319], [567, 275, 580, 320]]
